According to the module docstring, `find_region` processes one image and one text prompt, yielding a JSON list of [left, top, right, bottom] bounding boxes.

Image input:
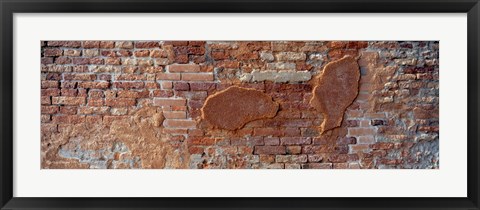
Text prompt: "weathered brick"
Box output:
[[187, 137, 215, 145], [153, 98, 186, 106], [113, 81, 144, 89], [164, 119, 196, 128], [302, 163, 332, 169], [135, 41, 160, 48], [115, 41, 134, 49], [47, 41, 81, 48], [156, 73, 181, 80], [100, 41, 115, 49], [254, 146, 286, 155], [41, 81, 58, 89], [52, 115, 85, 124], [44, 48, 62, 56], [105, 98, 136, 107], [63, 73, 96, 81], [163, 111, 187, 119], [173, 82, 190, 91], [168, 64, 200, 73], [78, 81, 110, 89], [78, 107, 110, 115], [59, 106, 77, 115], [280, 137, 311, 145], [181, 73, 214, 81], [52, 96, 85, 105], [41, 106, 59, 114]]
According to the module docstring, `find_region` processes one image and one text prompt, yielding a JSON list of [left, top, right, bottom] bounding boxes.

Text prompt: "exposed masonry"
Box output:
[[41, 41, 439, 169]]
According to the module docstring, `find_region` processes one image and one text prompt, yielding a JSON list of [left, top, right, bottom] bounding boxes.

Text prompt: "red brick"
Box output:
[[280, 137, 311, 145], [113, 81, 144, 89], [152, 90, 174, 97], [156, 73, 181, 80], [88, 98, 104, 106], [98, 74, 112, 81], [78, 107, 110, 115], [164, 119, 196, 128], [103, 116, 131, 124], [284, 145, 301, 154], [41, 81, 58, 89], [100, 41, 115, 48], [52, 115, 85, 124], [188, 146, 205, 154], [86, 115, 103, 124], [181, 73, 214, 81], [117, 90, 149, 98], [41, 88, 61, 96], [78, 81, 110, 89], [41, 106, 59, 114], [63, 73, 96, 81], [153, 98, 186, 106], [160, 81, 173, 89], [54, 57, 71, 64], [134, 50, 150, 57], [71, 57, 90, 65], [264, 137, 279, 145], [52, 96, 85, 105], [173, 82, 190, 91], [302, 145, 330, 154], [253, 128, 283, 137], [187, 137, 215, 145], [168, 64, 200, 73], [105, 57, 121, 65], [83, 41, 100, 48], [349, 128, 376, 136], [135, 41, 160, 48], [115, 41, 134, 49], [47, 41, 81, 47], [337, 137, 357, 145], [59, 106, 77, 115], [61, 89, 77, 97], [45, 73, 61, 80], [61, 81, 77, 89], [254, 146, 286, 155], [41, 96, 51, 105], [328, 154, 349, 163], [44, 48, 62, 56], [163, 111, 187, 119], [188, 129, 204, 137], [105, 98, 136, 107], [115, 74, 146, 80], [189, 82, 216, 91]]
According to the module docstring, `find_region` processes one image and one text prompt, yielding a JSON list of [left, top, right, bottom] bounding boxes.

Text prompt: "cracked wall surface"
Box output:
[[41, 41, 439, 169]]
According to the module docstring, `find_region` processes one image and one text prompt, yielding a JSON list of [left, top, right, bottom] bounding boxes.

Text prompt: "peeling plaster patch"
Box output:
[[310, 56, 360, 133], [59, 138, 141, 169], [240, 70, 312, 83], [201, 86, 279, 130]]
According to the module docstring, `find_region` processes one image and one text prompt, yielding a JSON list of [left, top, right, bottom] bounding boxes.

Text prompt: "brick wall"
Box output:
[[41, 41, 439, 169]]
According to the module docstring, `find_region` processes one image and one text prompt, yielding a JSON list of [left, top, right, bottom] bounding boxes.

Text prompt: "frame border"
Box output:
[[1, 0, 479, 209]]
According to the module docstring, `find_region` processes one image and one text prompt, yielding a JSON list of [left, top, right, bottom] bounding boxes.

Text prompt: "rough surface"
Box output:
[[310, 56, 360, 133], [201, 86, 279, 130], [41, 41, 439, 169], [240, 70, 312, 83]]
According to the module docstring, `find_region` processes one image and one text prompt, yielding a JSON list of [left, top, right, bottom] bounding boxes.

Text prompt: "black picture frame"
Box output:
[[1, 0, 479, 209]]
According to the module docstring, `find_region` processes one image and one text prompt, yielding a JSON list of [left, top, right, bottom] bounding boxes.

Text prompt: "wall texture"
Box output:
[[40, 41, 439, 169]]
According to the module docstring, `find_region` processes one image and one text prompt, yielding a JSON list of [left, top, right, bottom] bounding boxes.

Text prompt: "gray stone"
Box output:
[[260, 52, 274, 62], [275, 52, 306, 61], [266, 62, 296, 70]]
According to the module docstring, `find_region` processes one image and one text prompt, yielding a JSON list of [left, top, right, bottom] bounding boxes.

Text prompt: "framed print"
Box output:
[[1, 0, 479, 209]]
